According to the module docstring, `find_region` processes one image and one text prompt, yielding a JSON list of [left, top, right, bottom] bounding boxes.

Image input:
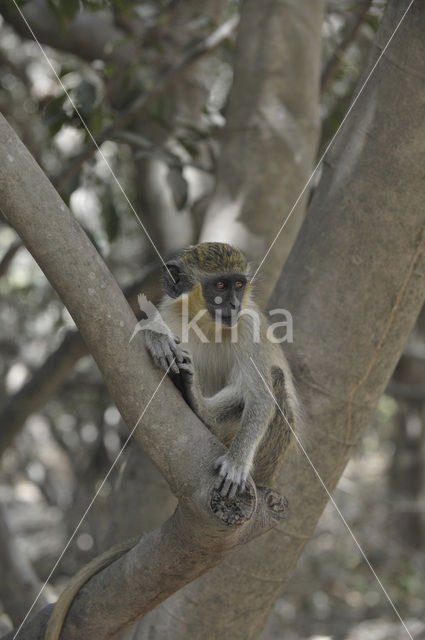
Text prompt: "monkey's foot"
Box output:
[[214, 454, 249, 499]]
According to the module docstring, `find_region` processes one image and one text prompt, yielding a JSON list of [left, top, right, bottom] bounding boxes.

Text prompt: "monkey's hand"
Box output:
[[214, 453, 249, 499], [177, 349, 204, 416], [177, 348, 194, 382], [144, 328, 183, 374]]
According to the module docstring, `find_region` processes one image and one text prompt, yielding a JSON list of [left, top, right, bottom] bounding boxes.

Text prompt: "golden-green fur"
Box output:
[[180, 242, 247, 275]]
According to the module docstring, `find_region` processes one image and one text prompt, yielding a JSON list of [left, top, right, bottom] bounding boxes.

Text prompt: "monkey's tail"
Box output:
[[45, 536, 139, 640]]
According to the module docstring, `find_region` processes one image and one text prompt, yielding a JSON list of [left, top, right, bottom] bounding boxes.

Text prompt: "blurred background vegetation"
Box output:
[[0, 1, 424, 638]]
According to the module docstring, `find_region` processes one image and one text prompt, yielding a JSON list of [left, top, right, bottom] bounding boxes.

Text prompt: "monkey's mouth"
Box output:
[[220, 313, 239, 327]]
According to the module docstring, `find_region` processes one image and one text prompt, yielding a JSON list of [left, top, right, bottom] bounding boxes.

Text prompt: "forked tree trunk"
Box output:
[[134, 2, 425, 638], [105, 0, 326, 556], [1, 1, 424, 639]]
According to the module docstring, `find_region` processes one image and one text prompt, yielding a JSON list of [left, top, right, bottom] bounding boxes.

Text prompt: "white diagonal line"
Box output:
[[249, 356, 414, 640], [250, 0, 415, 284], [12, 362, 174, 640], [10, 0, 175, 282]]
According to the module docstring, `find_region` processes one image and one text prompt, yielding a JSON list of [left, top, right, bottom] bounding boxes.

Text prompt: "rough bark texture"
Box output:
[[0, 113, 287, 640], [200, 0, 325, 303], [134, 2, 425, 638]]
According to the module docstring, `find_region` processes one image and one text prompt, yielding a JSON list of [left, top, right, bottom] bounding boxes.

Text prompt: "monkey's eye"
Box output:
[[235, 281, 244, 289], [216, 281, 225, 289]]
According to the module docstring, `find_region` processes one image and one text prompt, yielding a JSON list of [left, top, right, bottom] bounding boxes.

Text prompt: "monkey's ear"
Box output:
[[163, 260, 192, 298]]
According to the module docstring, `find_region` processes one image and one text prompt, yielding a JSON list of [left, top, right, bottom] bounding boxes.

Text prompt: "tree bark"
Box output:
[[134, 2, 425, 638], [0, 113, 287, 640], [200, 0, 325, 303]]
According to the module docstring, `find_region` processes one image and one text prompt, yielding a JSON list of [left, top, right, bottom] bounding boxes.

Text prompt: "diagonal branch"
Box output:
[[134, 1, 425, 636], [0, 112, 285, 640], [0, 263, 161, 456], [2, 484, 284, 640]]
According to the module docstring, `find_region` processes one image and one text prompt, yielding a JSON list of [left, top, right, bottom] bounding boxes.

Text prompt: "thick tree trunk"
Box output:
[[200, 0, 325, 303], [134, 2, 425, 638]]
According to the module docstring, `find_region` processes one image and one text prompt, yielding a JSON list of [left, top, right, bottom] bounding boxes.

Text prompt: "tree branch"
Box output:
[[0, 330, 85, 455], [134, 1, 425, 636], [0, 112, 286, 639], [0, 263, 161, 456]]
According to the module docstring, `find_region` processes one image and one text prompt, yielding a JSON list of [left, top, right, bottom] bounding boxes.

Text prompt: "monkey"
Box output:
[[145, 242, 298, 497], [45, 242, 297, 640]]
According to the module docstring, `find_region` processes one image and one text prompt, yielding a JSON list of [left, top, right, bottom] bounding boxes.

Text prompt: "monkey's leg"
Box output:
[[252, 367, 295, 487], [178, 354, 243, 431], [214, 393, 275, 498]]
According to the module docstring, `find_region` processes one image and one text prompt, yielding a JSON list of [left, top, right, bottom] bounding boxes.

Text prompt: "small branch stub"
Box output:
[[210, 483, 256, 526], [264, 489, 288, 520], [210, 484, 288, 526]]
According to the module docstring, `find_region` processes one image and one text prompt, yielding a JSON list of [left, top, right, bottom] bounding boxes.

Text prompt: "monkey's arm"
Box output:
[[179, 357, 275, 497], [214, 390, 275, 498], [178, 359, 243, 429], [186, 384, 244, 428]]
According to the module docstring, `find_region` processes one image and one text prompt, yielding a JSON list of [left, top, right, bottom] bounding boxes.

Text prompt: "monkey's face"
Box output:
[[201, 274, 247, 327]]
